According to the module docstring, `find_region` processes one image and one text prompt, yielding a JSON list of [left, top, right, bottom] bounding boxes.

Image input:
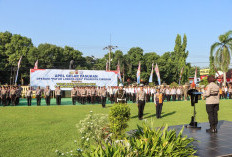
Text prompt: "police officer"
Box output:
[[55, 86, 62, 105], [100, 87, 107, 107], [81, 87, 87, 104], [136, 84, 146, 120], [1, 86, 7, 106], [44, 86, 51, 105], [15, 86, 21, 105], [115, 84, 127, 104], [154, 89, 164, 119], [36, 86, 42, 106], [203, 75, 220, 133], [10, 86, 16, 106], [26, 87, 33, 106], [71, 86, 77, 105], [90, 86, 96, 104]]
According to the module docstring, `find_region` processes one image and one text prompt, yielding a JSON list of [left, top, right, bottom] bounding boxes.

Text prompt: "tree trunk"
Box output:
[[223, 72, 227, 86]]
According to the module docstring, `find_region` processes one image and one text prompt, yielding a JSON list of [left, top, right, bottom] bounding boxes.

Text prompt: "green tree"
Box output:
[[210, 30, 232, 85]]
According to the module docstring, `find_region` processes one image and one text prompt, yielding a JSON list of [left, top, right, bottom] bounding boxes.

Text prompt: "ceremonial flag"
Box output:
[[155, 63, 161, 85], [34, 60, 38, 69], [149, 63, 154, 83], [15, 56, 22, 84], [117, 60, 122, 83], [179, 67, 184, 85], [137, 61, 141, 84]]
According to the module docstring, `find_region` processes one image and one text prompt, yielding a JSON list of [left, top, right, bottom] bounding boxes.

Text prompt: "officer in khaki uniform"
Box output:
[[203, 75, 220, 133], [90, 86, 96, 104], [55, 86, 62, 105], [101, 86, 107, 108], [10, 86, 17, 106], [26, 87, 33, 106], [115, 84, 127, 104], [44, 86, 51, 105], [81, 87, 87, 104], [36, 86, 42, 106], [1, 86, 7, 106], [71, 86, 77, 105], [136, 84, 146, 120]]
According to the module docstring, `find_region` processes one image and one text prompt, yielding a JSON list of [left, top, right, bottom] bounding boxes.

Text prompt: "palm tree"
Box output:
[[210, 30, 232, 85]]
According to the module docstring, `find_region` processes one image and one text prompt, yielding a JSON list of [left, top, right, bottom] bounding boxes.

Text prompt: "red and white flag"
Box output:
[[34, 60, 38, 69], [17, 56, 22, 68], [117, 60, 122, 82]]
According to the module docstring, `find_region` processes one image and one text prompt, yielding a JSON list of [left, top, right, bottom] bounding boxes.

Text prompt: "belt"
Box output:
[[210, 94, 218, 96], [117, 98, 126, 101]]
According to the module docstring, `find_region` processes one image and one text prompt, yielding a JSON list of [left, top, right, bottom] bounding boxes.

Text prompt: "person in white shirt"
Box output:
[[177, 87, 181, 101], [165, 87, 170, 101]]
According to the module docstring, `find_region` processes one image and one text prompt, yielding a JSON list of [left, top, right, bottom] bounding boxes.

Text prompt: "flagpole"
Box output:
[[15, 68, 19, 85]]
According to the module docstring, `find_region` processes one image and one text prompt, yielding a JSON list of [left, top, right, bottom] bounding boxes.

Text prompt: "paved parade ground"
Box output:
[[0, 100, 232, 157]]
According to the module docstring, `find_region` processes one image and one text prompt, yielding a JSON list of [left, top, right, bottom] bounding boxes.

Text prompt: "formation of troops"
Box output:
[[0, 84, 231, 107]]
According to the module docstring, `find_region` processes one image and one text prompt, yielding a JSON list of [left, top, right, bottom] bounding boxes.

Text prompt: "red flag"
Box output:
[[34, 60, 38, 69], [117, 60, 122, 82]]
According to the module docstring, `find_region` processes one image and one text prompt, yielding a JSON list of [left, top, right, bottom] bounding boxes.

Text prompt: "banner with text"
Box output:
[[30, 69, 118, 90]]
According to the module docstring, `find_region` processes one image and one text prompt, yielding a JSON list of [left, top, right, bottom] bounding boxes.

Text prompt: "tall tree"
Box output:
[[210, 30, 232, 85]]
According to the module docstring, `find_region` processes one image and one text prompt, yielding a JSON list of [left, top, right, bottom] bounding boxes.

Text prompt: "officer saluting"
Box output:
[[115, 83, 127, 104], [136, 84, 146, 120], [101, 86, 107, 108]]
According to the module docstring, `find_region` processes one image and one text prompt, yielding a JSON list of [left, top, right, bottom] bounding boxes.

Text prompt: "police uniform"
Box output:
[[71, 87, 77, 105], [10, 87, 16, 106], [115, 85, 127, 104], [44, 87, 51, 105], [90, 87, 96, 104], [36, 87, 42, 106], [81, 88, 87, 104], [154, 91, 164, 118], [101, 87, 107, 108], [136, 84, 146, 120], [26, 88, 32, 106], [55, 87, 62, 105], [15, 87, 22, 105], [203, 82, 220, 133], [1, 87, 7, 106]]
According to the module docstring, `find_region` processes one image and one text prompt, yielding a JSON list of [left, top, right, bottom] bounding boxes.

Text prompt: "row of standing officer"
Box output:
[[71, 86, 108, 108], [0, 86, 22, 106]]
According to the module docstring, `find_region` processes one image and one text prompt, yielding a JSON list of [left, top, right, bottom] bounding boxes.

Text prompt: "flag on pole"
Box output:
[[179, 67, 184, 85], [137, 61, 141, 84], [155, 63, 161, 85], [15, 56, 22, 84], [149, 63, 154, 83], [117, 60, 122, 83], [34, 60, 38, 69]]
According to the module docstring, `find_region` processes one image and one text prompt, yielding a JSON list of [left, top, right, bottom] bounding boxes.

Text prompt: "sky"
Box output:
[[0, 0, 232, 67]]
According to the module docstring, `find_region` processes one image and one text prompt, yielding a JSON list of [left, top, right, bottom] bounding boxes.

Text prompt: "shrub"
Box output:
[[77, 111, 110, 149], [109, 103, 130, 139], [89, 123, 197, 157]]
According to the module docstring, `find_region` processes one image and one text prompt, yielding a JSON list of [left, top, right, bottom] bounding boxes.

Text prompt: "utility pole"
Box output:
[[103, 35, 118, 71], [103, 45, 118, 70]]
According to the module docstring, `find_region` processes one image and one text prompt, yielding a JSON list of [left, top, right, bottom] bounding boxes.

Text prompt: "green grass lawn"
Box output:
[[0, 99, 231, 157]]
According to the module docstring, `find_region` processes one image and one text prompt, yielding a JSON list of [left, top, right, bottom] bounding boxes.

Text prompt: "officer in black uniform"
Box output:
[[115, 84, 127, 104]]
